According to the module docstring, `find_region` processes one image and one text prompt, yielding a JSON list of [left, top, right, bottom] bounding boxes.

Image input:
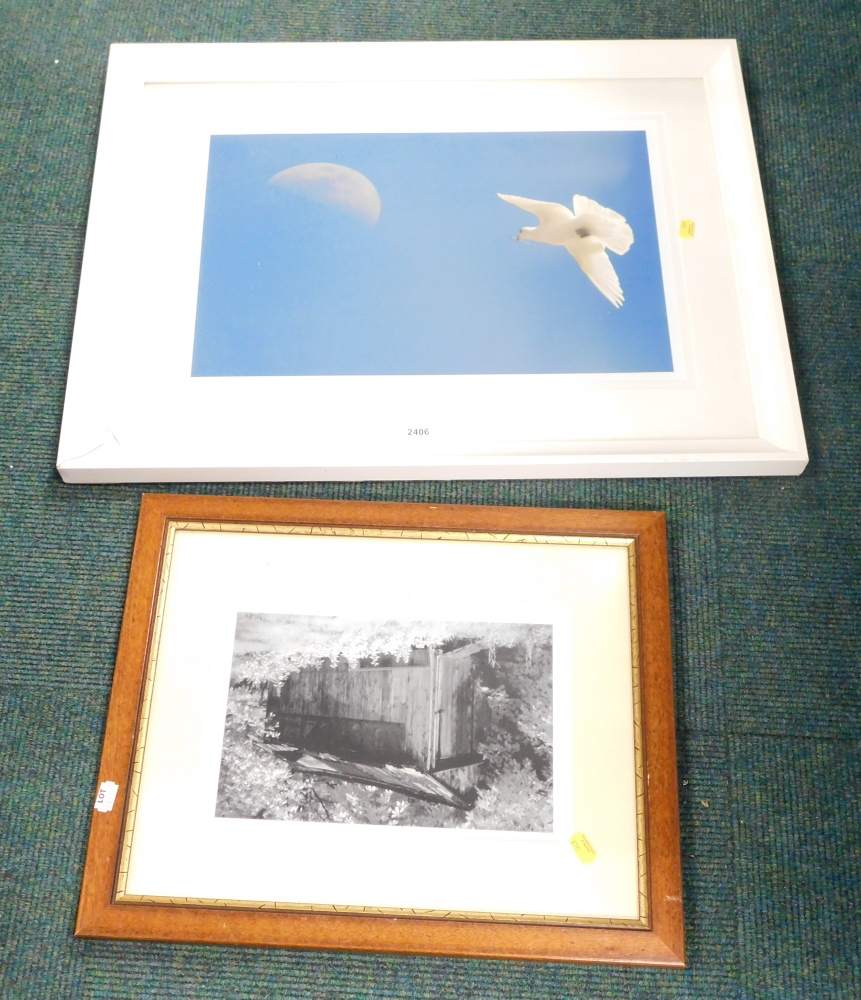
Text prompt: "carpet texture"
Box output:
[[1, 2, 859, 998]]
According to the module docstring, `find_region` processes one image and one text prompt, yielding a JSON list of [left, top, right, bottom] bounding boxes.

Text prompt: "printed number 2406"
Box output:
[[407, 428, 430, 436]]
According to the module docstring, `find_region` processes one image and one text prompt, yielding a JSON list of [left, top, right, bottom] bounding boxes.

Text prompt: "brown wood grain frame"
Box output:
[[76, 494, 684, 966]]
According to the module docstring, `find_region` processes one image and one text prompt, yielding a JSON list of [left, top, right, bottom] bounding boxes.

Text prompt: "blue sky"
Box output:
[[192, 131, 672, 376]]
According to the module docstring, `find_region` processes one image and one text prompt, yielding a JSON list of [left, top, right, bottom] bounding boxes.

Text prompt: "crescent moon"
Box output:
[[268, 163, 381, 226]]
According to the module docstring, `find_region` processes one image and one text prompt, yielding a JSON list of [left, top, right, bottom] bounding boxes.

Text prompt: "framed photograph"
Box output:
[[56, 39, 806, 482], [76, 494, 684, 966]]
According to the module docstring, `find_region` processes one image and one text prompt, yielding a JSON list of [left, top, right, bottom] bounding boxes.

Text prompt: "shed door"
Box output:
[[432, 646, 478, 770]]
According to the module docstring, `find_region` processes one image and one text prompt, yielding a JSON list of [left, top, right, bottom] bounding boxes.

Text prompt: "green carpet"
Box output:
[[1, 2, 859, 998]]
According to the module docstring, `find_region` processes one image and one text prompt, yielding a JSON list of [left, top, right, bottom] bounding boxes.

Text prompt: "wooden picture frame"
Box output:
[[76, 494, 684, 966]]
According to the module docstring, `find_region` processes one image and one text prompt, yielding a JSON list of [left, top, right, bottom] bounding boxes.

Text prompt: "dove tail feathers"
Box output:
[[573, 195, 634, 255]]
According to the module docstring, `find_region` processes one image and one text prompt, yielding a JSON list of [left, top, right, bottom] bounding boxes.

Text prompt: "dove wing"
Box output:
[[564, 241, 625, 308], [498, 193, 574, 225], [572, 196, 634, 256]]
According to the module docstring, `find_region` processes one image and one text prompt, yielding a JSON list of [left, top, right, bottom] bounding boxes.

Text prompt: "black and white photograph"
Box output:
[[216, 613, 553, 831]]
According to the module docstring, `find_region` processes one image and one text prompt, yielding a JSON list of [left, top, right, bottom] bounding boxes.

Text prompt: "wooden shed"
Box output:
[[265, 643, 484, 780]]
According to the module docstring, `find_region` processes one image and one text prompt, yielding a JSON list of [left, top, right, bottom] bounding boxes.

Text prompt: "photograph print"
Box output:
[[192, 130, 673, 378], [216, 613, 553, 832]]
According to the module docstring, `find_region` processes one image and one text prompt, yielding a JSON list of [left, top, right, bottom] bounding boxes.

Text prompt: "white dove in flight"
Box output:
[[498, 193, 634, 307]]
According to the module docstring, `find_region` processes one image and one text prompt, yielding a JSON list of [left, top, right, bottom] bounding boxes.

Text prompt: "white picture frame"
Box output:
[[56, 39, 807, 482]]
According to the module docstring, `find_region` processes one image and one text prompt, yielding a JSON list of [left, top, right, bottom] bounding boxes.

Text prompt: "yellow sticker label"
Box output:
[[570, 833, 597, 863], [679, 219, 696, 239]]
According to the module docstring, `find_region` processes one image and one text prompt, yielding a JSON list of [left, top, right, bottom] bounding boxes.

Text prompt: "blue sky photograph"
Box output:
[[192, 131, 672, 377]]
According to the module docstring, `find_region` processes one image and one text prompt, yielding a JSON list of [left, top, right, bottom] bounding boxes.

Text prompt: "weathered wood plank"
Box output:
[[289, 751, 471, 809]]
